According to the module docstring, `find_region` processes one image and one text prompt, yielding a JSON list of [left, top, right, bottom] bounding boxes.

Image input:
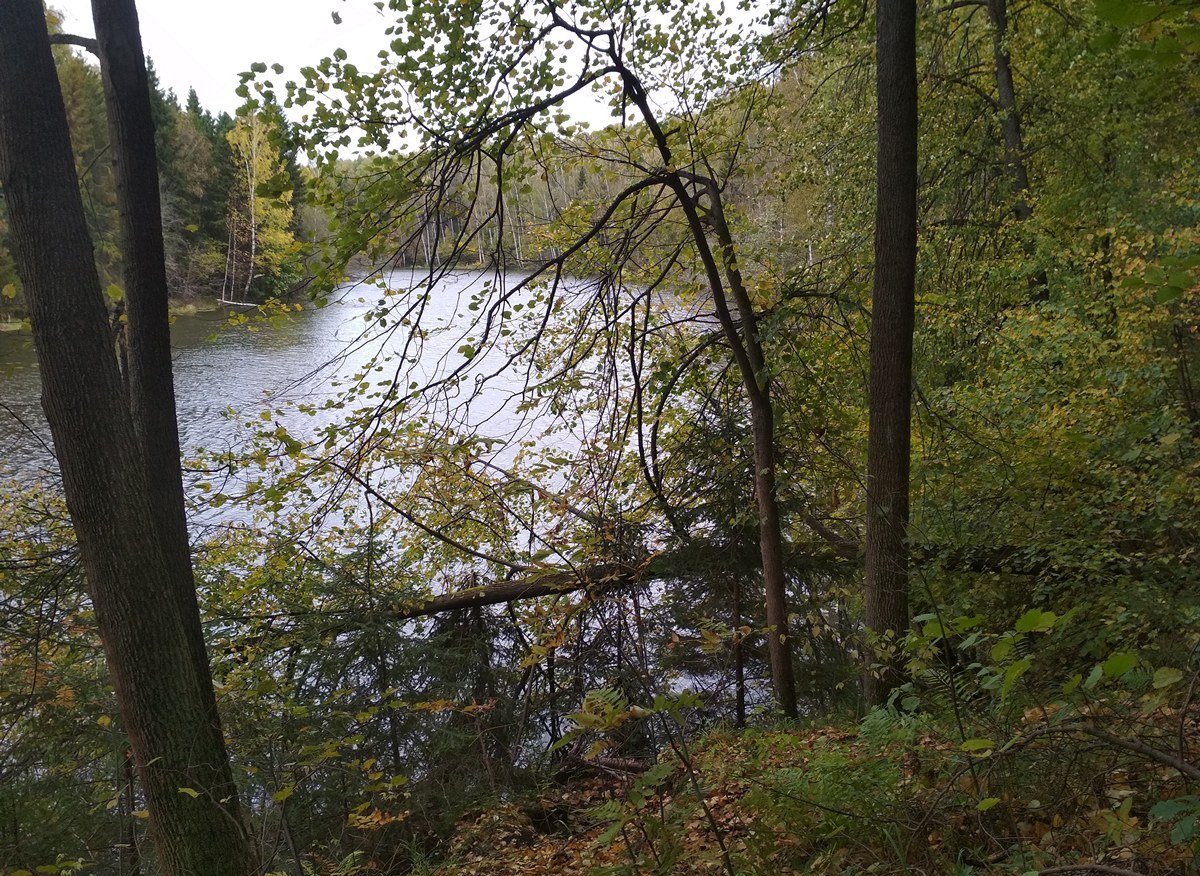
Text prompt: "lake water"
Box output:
[[0, 269, 574, 521]]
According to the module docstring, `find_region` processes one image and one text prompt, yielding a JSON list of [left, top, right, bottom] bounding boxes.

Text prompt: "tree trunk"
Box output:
[[91, 0, 220, 735], [749, 389, 798, 717], [986, 0, 1031, 222], [676, 175, 798, 718], [0, 3, 258, 873], [985, 0, 1046, 300], [244, 152, 257, 297], [864, 0, 918, 708]]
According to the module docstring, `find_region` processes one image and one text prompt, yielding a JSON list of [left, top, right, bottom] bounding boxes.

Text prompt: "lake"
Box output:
[[0, 269, 573, 522]]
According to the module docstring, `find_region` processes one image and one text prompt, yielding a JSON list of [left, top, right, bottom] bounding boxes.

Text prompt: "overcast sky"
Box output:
[[49, 0, 752, 136], [50, 0, 397, 115]]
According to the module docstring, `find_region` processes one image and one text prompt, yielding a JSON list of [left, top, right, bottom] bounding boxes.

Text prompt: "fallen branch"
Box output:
[[1010, 723, 1200, 782], [384, 562, 638, 620]]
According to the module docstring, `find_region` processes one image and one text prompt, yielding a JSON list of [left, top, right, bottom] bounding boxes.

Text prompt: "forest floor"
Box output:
[[428, 719, 1197, 876]]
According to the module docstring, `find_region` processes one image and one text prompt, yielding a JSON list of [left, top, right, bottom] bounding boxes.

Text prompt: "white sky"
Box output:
[[48, 0, 756, 139], [50, 0, 397, 115]]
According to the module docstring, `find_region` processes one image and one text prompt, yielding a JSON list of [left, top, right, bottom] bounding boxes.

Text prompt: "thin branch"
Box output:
[[1037, 866, 1144, 876]]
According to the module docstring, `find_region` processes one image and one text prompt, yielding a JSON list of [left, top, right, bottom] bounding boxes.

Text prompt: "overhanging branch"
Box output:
[[48, 33, 98, 55]]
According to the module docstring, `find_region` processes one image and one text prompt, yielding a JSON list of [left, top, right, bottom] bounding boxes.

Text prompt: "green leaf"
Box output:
[[272, 784, 295, 803], [1152, 667, 1184, 689], [1, 283, 15, 300], [1094, 0, 1161, 27], [255, 171, 292, 198], [921, 619, 947, 638], [1156, 285, 1184, 304], [1102, 651, 1137, 678], [1084, 664, 1104, 690], [1002, 656, 1032, 701], [106, 283, 124, 302], [1172, 813, 1199, 844], [961, 737, 995, 754], [1151, 796, 1199, 820], [976, 796, 1001, 811], [1015, 608, 1057, 633], [178, 787, 201, 798]]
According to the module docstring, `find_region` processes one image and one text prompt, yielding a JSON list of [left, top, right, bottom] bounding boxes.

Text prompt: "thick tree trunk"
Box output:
[[0, 4, 258, 873], [90, 0, 219, 731], [864, 0, 918, 708]]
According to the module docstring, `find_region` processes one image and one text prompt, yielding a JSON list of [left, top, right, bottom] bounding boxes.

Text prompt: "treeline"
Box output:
[[0, 12, 307, 319]]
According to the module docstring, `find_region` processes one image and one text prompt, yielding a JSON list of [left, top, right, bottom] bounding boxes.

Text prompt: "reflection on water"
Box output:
[[0, 270, 564, 518]]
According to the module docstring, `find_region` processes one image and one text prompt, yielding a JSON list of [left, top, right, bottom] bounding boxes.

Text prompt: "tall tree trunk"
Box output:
[[864, 0, 918, 708], [986, 0, 1031, 222], [0, 3, 258, 873], [244, 152, 257, 298], [985, 0, 1046, 300], [91, 0, 218, 731], [703, 188, 798, 719]]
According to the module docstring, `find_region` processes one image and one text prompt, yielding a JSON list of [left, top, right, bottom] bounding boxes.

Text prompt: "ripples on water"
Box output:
[[0, 269, 577, 528]]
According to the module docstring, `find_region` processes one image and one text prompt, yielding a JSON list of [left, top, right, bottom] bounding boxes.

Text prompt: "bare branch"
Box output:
[[48, 32, 98, 55]]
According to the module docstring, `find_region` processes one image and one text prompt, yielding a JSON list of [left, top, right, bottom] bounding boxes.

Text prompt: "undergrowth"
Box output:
[[413, 611, 1200, 876]]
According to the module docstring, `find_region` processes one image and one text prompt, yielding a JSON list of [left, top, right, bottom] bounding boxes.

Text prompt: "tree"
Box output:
[[863, 0, 917, 707], [267, 0, 804, 716], [0, 1, 257, 872], [223, 108, 297, 303]]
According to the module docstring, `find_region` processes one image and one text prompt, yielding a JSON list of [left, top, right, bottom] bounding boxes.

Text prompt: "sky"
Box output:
[[50, 0, 398, 115], [48, 0, 755, 138]]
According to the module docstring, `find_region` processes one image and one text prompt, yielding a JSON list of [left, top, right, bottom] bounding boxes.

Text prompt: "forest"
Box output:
[[0, 0, 1197, 874], [0, 10, 307, 319]]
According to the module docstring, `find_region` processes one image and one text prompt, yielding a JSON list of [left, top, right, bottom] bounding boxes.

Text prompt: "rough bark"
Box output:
[[864, 0, 918, 708], [90, 0, 218, 731], [0, 3, 257, 873]]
